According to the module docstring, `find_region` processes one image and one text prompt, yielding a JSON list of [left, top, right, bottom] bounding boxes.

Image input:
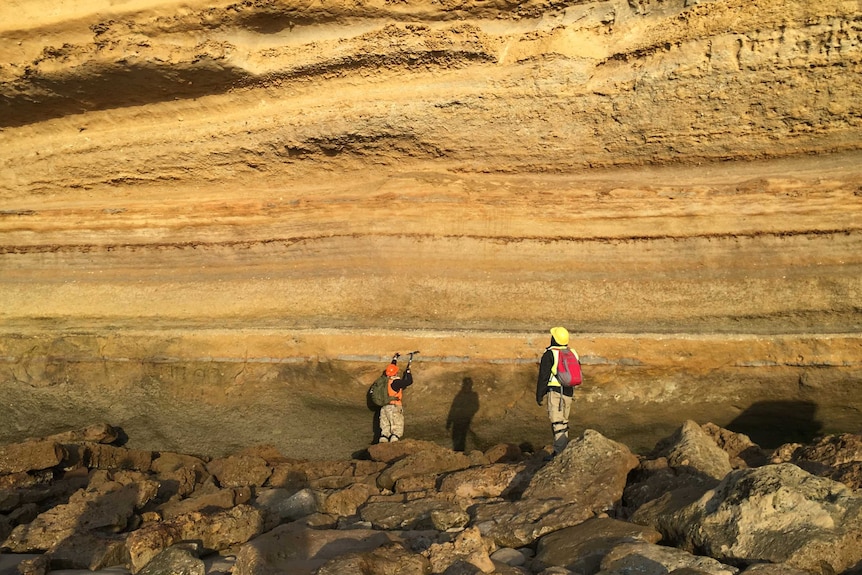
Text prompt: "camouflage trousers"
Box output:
[[379, 404, 404, 442], [546, 389, 572, 454]]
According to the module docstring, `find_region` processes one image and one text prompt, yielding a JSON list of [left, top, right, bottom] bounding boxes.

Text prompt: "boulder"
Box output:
[[137, 542, 205, 575], [648, 463, 862, 575], [430, 507, 470, 531], [233, 444, 291, 465], [253, 487, 318, 530], [126, 504, 264, 573], [15, 555, 49, 575], [47, 532, 129, 571], [597, 542, 738, 575], [367, 439, 440, 464], [535, 517, 663, 575], [771, 433, 862, 489], [157, 485, 251, 520], [438, 463, 534, 500], [471, 498, 594, 548], [622, 457, 719, 517], [207, 454, 272, 488], [154, 465, 201, 501], [2, 470, 89, 520], [3, 477, 159, 552], [484, 443, 525, 464], [629, 481, 718, 535], [360, 496, 466, 530], [62, 443, 154, 472], [489, 548, 527, 567], [393, 473, 438, 494], [151, 451, 210, 475], [701, 423, 768, 469], [789, 433, 862, 466], [652, 420, 733, 480], [315, 542, 431, 575], [0, 470, 43, 491], [521, 430, 638, 513], [313, 482, 379, 517], [738, 564, 820, 575], [266, 458, 357, 490], [377, 449, 472, 491], [0, 487, 22, 514], [425, 526, 495, 575], [124, 522, 183, 574], [232, 521, 401, 575], [0, 440, 65, 474]]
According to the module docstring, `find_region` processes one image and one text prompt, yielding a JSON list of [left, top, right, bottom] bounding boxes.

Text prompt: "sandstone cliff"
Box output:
[[1, 0, 860, 458]]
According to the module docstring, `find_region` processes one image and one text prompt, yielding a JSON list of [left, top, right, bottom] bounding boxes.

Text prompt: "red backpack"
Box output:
[[555, 348, 582, 387]]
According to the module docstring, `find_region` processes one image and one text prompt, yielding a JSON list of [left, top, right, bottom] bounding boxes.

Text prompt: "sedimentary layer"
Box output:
[[0, 0, 860, 457]]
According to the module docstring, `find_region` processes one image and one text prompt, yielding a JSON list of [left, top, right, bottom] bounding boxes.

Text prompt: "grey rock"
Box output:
[[426, 526, 494, 575], [158, 484, 250, 520], [535, 516, 662, 575], [48, 532, 129, 571], [377, 449, 472, 491], [472, 498, 593, 548], [253, 487, 318, 530], [315, 542, 431, 575], [15, 554, 49, 575], [652, 463, 862, 575], [738, 563, 819, 575], [232, 522, 398, 575], [431, 507, 470, 531], [313, 482, 380, 517], [701, 423, 768, 469], [771, 432, 862, 490], [597, 541, 738, 575], [653, 420, 733, 480], [522, 430, 639, 513], [623, 458, 718, 516], [360, 497, 465, 530], [490, 547, 527, 567], [438, 462, 535, 500], [126, 504, 264, 573], [138, 543, 205, 575]]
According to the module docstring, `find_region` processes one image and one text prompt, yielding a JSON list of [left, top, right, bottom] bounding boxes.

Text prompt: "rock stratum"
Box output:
[[1, 0, 861, 459]]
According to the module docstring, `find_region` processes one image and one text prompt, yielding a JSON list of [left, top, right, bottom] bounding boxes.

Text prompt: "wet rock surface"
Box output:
[[2, 423, 862, 575]]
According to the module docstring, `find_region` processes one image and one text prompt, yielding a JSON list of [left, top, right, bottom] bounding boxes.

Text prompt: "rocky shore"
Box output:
[[2, 422, 861, 575]]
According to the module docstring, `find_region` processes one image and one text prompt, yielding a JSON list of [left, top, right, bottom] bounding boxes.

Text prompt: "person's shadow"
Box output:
[[726, 400, 823, 449], [446, 377, 480, 452]]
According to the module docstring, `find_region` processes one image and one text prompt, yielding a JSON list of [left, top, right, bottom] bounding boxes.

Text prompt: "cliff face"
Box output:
[[1, 0, 860, 459]]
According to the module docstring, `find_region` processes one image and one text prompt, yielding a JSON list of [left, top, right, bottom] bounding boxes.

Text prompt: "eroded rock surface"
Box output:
[[0, 0, 860, 458]]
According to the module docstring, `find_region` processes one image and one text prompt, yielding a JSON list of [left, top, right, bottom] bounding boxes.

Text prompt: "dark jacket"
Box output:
[[536, 336, 575, 404], [391, 370, 413, 392], [387, 359, 414, 392]]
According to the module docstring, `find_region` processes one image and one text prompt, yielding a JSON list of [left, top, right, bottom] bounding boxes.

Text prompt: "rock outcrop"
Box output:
[[0, 0, 860, 458], [2, 423, 862, 575]]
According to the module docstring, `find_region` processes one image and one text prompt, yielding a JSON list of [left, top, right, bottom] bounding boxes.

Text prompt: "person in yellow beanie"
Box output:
[[536, 327, 579, 458]]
